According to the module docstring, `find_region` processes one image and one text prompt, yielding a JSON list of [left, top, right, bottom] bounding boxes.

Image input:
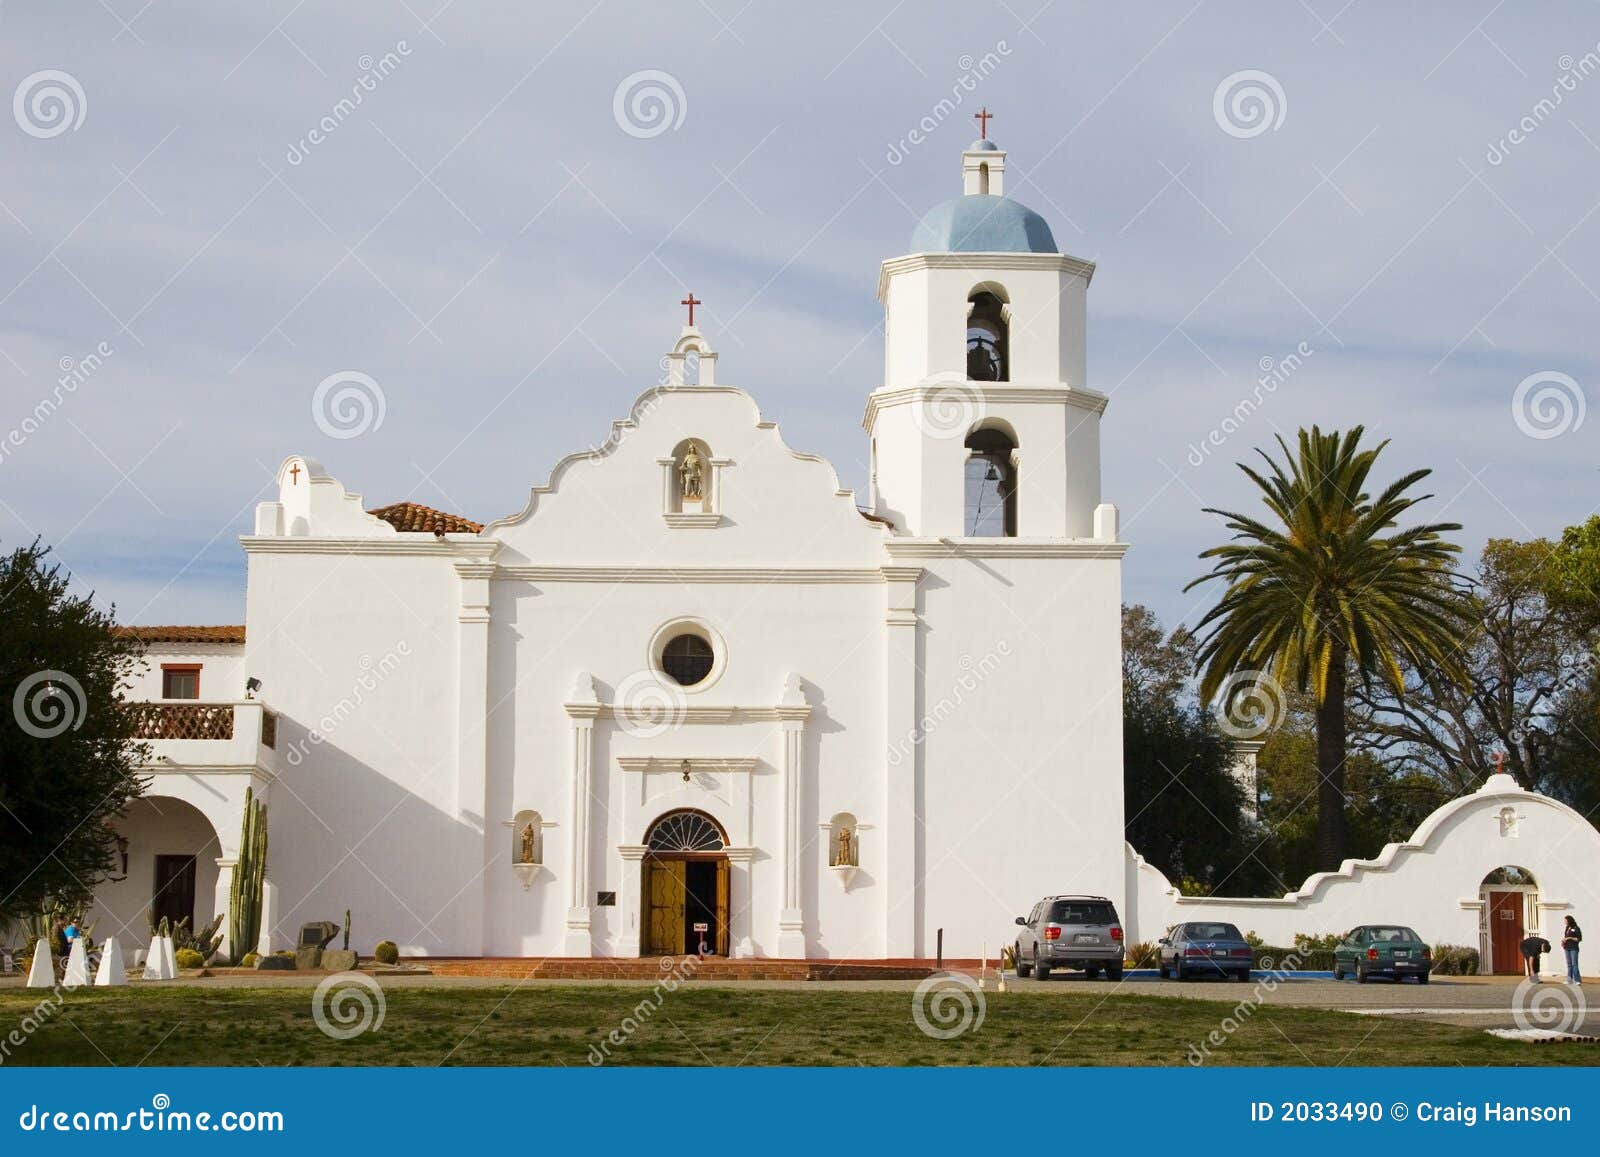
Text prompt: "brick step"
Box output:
[[422, 956, 940, 982]]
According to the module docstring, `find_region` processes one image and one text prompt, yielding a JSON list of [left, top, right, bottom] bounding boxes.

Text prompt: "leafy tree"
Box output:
[[1257, 696, 1448, 887], [0, 541, 148, 925], [1349, 537, 1597, 793], [1122, 605, 1276, 896], [1187, 426, 1467, 871], [1547, 514, 1600, 633]]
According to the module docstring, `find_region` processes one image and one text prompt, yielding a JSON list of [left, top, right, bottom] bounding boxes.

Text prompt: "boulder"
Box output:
[[294, 946, 323, 971], [254, 954, 295, 971], [321, 949, 358, 973]]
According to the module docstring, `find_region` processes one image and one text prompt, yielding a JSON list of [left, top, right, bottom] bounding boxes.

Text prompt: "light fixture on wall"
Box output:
[[245, 677, 262, 699], [109, 833, 129, 882], [680, 759, 692, 783]]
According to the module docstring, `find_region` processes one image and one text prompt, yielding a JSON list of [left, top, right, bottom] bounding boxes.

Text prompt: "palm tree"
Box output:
[[1186, 426, 1466, 871]]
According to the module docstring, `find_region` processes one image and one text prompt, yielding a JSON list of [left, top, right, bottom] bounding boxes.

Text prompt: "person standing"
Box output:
[[1563, 916, 1583, 985]]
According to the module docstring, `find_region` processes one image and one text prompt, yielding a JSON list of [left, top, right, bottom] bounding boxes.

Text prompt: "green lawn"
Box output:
[[0, 983, 1593, 1067]]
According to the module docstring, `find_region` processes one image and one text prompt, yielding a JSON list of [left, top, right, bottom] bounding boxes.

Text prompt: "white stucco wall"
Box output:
[[1126, 774, 1600, 973]]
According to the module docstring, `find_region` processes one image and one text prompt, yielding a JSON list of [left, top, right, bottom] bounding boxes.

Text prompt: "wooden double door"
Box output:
[[643, 855, 729, 956]]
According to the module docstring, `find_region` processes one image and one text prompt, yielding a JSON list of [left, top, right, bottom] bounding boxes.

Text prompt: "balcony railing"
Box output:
[[125, 701, 279, 770], [128, 702, 236, 740]]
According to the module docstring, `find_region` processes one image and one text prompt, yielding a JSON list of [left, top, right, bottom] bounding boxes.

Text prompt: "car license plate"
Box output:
[[1394, 949, 1409, 958], [1074, 934, 1097, 944], [1212, 949, 1229, 956]]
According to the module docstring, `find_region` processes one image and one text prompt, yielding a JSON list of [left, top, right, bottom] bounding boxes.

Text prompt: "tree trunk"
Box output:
[[1315, 659, 1349, 871]]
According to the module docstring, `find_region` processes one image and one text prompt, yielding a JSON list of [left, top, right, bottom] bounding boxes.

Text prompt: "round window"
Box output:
[[661, 633, 715, 686]]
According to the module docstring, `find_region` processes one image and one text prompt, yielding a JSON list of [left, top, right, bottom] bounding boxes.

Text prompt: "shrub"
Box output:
[[1251, 945, 1336, 971], [240, 952, 260, 968], [374, 940, 399, 965], [1123, 941, 1158, 969], [1430, 945, 1479, 975], [174, 948, 204, 970], [1292, 932, 1342, 953]]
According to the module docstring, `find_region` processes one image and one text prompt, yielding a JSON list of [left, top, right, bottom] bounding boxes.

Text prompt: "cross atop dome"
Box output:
[[973, 106, 993, 139]]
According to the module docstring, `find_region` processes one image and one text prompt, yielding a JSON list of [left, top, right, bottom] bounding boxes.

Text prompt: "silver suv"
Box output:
[[1014, 895, 1125, 980]]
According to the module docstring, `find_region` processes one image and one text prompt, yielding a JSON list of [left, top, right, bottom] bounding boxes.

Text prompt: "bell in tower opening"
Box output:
[[966, 290, 1008, 381]]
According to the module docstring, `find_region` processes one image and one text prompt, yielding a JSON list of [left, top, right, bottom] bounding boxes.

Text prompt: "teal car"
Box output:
[[1332, 925, 1432, 983]]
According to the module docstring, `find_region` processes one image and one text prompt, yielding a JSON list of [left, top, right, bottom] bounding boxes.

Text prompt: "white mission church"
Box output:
[[97, 135, 1600, 971]]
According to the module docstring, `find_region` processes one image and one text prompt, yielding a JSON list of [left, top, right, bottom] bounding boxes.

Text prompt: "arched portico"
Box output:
[[93, 795, 223, 951]]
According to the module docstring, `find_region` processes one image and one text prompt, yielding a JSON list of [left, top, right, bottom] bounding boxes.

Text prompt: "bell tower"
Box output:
[[865, 135, 1115, 541]]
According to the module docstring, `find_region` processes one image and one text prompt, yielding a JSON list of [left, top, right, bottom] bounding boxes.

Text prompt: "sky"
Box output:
[[1, 0, 1596, 632]]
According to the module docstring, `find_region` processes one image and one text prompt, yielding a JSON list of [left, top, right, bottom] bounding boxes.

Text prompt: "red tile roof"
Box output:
[[367, 502, 484, 534], [115, 625, 246, 645]]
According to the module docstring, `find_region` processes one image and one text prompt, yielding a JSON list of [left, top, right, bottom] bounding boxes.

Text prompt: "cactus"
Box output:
[[342, 909, 351, 951], [228, 785, 268, 964]]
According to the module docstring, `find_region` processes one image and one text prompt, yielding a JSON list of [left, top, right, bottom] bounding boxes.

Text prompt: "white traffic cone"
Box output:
[[62, 939, 90, 988], [94, 937, 126, 986], [160, 935, 177, 978], [25, 942, 53, 988]]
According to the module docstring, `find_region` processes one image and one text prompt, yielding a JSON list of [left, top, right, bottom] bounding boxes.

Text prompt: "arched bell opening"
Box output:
[[964, 425, 1017, 537], [966, 289, 1009, 382]]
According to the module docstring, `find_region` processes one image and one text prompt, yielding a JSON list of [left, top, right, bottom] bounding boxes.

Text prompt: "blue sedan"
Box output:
[[1158, 922, 1254, 981]]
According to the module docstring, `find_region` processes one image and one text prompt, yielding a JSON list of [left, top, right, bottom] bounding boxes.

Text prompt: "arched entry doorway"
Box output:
[[641, 810, 729, 956], [1481, 865, 1539, 975], [93, 796, 223, 947]]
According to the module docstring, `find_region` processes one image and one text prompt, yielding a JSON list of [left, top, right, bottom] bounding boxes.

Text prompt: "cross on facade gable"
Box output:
[[974, 106, 993, 138], [680, 293, 701, 326], [289, 462, 301, 485]]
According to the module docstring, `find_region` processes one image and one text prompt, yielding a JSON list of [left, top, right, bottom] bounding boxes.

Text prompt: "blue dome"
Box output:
[[968, 138, 1000, 151], [909, 194, 1057, 254]]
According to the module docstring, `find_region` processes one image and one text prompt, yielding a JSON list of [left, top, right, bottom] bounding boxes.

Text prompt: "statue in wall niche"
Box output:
[[836, 826, 853, 867], [679, 444, 705, 502], [520, 823, 538, 864]]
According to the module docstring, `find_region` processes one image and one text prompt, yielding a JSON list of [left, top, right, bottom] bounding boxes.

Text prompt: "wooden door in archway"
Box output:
[[642, 856, 729, 956], [1488, 890, 1526, 974]]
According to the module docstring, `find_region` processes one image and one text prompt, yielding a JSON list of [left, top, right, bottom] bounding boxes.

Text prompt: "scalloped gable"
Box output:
[[484, 385, 887, 565], [257, 455, 397, 538]]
